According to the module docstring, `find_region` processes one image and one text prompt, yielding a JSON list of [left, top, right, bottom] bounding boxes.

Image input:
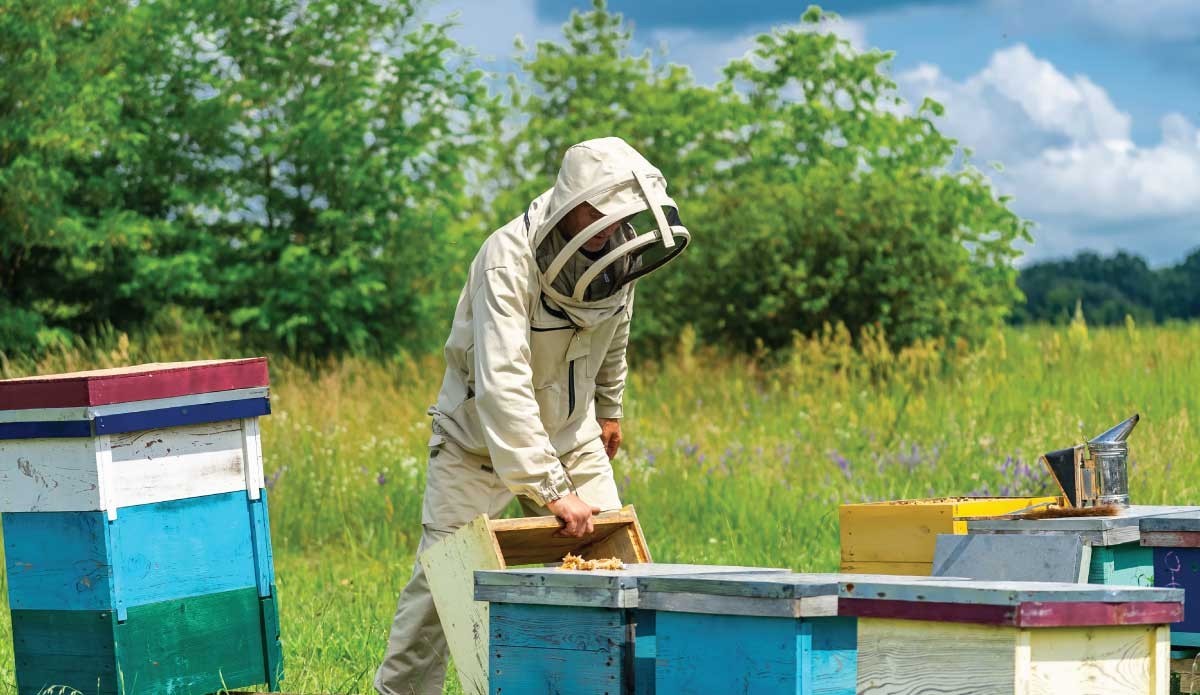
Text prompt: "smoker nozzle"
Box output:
[[1089, 413, 1139, 444]]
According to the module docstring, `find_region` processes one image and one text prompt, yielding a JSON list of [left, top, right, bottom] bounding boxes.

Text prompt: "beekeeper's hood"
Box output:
[[529, 137, 690, 328]]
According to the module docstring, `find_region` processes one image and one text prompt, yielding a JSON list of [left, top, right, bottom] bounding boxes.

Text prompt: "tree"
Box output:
[[500, 2, 1030, 353], [1, 0, 498, 356]]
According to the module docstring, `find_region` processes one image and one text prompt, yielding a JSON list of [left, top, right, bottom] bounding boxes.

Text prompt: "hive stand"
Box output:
[[841, 576, 1182, 695], [475, 564, 790, 695], [839, 496, 1061, 575], [422, 507, 651, 695]]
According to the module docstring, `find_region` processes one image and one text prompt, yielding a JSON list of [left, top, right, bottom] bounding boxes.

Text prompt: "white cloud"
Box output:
[[988, 0, 1200, 42], [898, 44, 1200, 264]]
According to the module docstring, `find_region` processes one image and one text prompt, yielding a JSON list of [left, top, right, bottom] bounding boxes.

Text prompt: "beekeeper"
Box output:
[[374, 136, 690, 695]]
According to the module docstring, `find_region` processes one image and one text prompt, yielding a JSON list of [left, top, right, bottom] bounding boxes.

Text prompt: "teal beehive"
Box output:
[[0, 360, 282, 695]]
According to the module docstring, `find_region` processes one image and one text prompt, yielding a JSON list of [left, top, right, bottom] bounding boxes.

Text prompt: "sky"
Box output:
[[429, 0, 1200, 266]]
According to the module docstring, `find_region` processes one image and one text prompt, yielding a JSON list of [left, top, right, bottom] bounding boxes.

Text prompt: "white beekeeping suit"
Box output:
[[375, 136, 689, 695]]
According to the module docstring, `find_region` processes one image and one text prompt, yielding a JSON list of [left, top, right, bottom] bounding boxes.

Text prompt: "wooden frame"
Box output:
[[0, 358, 269, 410], [422, 506, 650, 695]]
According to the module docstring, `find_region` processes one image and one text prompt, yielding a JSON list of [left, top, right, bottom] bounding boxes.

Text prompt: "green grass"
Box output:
[[3, 319, 1200, 692]]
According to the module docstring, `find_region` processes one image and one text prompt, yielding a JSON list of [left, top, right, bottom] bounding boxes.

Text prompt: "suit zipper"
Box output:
[[568, 360, 576, 416]]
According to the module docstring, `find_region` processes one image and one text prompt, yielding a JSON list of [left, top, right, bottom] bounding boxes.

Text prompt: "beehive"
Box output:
[[967, 505, 1200, 592], [839, 496, 1061, 575], [841, 576, 1182, 695], [474, 564, 789, 694], [637, 571, 855, 695], [1141, 511, 1200, 648], [0, 359, 282, 695], [423, 507, 651, 695]]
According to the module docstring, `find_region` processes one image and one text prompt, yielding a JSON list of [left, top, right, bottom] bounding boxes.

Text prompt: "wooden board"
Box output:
[[0, 418, 265, 515], [11, 586, 277, 695], [856, 617, 1168, 695], [3, 490, 274, 614], [1026, 624, 1167, 695], [838, 560, 933, 576], [0, 396, 270, 440], [1090, 542, 1155, 586], [422, 507, 650, 695], [857, 618, 1016, 695], [0, 358, 269, 410], [489, 602, 632, 694], [654, 612, 856, 695], [932, 533, 1092, 583], [968, 506, 1200, 546], [839, 496, 1060, 568], [839, 576, 1183, 609], [1155, 547, 1200, 636], [0, 387, 269, 424]]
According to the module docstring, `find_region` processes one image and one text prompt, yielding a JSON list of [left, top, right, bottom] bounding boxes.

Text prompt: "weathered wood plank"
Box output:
[[932, 533, 1092, 583], [1026, 625, 1160, 695], [11, 587, 274, 695], [490, 602, 627, 652], [0, 386, 269, 424], [0, 397, 270, 440], [488, 644, 626, 695], [838, 560, 933, 576], [3, 490, 269, 612], [839, 576, 1181, 606], [1089, 542, 1155, 586], [655, 611, 799, 694], [422, 516, 503, 695], [0, 419, 263, 513], [115, 586, 272, 694], [856, 618, 1017, 695], [968, 506, 1200, 548], [0, 358, 269, 410], [1154, 547, 1200, 635], [12, 607, 119, 695]]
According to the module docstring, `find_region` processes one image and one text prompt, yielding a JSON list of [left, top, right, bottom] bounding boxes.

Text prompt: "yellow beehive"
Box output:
[[839, 496, 1062, 575]]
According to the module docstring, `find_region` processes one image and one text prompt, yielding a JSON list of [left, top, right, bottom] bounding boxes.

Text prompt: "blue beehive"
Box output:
[[1141, 511, 1200, 648], [474, 563, 788, 694], [637, 571, 856, 695], [0, 359, 282, 695]]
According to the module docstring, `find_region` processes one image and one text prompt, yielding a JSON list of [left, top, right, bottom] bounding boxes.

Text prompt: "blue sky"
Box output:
[[433, 0, 1200, 265]]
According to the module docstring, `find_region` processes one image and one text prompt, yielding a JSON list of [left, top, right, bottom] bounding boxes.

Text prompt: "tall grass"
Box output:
[[2, 318, 1200, 692]]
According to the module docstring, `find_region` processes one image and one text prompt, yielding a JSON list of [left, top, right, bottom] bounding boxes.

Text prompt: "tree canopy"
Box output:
[[2, 0, 1035, 358]]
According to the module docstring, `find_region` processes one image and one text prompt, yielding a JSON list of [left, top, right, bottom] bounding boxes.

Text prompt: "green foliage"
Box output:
[[3, 0, 1035, 358], [1016, 248, 1200, 324], [1, 0, 497, 357], [500, 2, 1030, 352]]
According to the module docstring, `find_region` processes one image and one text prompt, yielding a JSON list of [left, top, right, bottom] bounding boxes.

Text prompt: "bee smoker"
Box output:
[[1040, 414, 1139, 508]]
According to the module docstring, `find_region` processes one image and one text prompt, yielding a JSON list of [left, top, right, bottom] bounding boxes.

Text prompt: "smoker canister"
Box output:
[[1088, 439, 1130, 507]]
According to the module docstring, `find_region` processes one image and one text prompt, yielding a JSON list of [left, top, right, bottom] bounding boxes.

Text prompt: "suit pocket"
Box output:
[[534, 382, 566, 432]]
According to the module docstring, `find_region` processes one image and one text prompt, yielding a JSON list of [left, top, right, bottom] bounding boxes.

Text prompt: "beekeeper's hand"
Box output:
[[547, 493, 601, 538], [599, 418, 622, 460]]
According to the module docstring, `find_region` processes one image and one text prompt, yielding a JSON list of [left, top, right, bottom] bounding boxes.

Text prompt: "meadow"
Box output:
[[2, 317, 1199, 693]]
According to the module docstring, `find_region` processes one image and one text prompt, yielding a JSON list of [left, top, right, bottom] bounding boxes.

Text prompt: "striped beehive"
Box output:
[[0, 359, 282, 695], [841, 576, 1182, 695]]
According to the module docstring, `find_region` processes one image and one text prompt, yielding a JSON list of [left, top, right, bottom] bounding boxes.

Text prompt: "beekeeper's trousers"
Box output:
[[373, 434, 622, 695]]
